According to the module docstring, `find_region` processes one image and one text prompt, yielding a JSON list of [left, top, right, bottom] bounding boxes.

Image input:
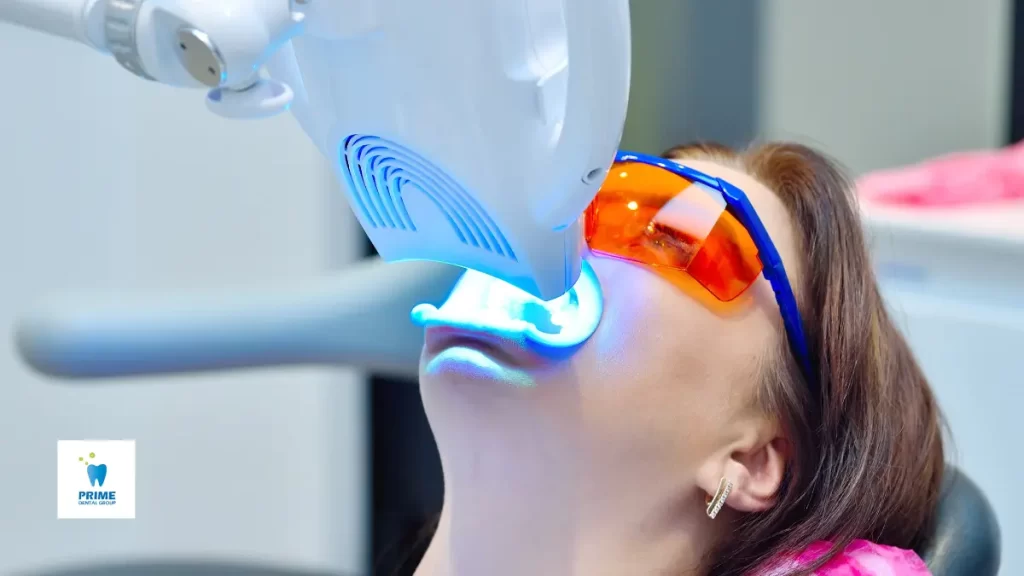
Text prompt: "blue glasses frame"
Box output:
[[615, 151, 817, 389]]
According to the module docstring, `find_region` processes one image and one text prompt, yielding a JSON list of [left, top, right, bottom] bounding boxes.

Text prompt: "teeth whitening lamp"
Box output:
[[0, 0, 630, 379]]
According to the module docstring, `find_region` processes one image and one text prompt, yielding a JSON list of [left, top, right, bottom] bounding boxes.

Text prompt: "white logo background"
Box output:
[[57, 440, 136, 519]]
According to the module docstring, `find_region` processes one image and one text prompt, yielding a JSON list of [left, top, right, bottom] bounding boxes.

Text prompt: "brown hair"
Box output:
[[663, 142, 945, 575]]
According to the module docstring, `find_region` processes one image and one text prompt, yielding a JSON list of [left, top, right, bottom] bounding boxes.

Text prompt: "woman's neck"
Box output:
[[413, 396, 723, 576]]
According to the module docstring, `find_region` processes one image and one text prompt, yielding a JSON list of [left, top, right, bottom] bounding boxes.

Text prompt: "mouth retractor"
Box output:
[[411, 260, 603, 350]]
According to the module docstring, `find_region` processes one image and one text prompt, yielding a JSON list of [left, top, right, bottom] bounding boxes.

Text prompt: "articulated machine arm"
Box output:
[[1, 0, 307, 117], [16, 259, 463, 381], [4, 0, 104, 49], [3, 0, 449, 379], [2, 0, 631, 381]]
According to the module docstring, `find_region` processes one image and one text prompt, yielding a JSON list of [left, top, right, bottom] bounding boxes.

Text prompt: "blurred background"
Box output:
[[0, 1, 1020, 575]]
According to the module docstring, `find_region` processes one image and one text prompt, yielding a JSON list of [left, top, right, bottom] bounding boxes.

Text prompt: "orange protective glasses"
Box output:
[[583, 151, 816, 389], [585, 161, 762, 302]]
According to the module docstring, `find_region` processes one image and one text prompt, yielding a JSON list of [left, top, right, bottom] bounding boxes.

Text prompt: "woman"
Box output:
[[411, 142, 943, 575]]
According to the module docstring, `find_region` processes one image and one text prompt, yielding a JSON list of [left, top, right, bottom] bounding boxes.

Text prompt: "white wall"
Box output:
[[875, 243, 1024, 576], [759, 0, 1013, 176], [0, 24, 366, 575]]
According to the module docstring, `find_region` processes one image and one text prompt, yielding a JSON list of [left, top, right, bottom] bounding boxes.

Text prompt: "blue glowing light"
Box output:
[[411, 260, 604, 350]]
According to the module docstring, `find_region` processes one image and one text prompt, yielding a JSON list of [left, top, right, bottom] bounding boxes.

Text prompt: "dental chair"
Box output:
[[26, 465, 1000, 576], [917, 466, 1002, 576]]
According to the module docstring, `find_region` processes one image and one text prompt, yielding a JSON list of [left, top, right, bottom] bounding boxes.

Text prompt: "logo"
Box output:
[[78, 451, 115, 505], [58, 440, 136, 519], [82, 452, 108, 486]]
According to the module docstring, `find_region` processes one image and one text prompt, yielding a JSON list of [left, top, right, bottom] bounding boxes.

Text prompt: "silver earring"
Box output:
[[706, 477, 733, 519]]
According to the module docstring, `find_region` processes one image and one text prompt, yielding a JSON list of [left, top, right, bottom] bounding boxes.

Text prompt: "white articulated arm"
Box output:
[[0, 0, 308, 118], [3, 0, 101, 47], [16, 259, 464, 381], [2, 0, 105, 48]]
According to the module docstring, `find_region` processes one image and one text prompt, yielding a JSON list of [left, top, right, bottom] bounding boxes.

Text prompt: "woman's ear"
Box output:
[[698, 427, 788, 514], [724, 436, 788, 512]]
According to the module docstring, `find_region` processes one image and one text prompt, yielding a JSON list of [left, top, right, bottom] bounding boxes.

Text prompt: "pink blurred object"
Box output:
[[762, 539, 931, 575], [857, 141, 1024, 208]]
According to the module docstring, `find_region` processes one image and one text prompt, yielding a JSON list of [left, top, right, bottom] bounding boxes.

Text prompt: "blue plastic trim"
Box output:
[[614, 150, 818, 391]]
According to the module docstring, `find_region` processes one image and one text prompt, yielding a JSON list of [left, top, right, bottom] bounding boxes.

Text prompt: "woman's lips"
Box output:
[[423, 325, 538, 367]]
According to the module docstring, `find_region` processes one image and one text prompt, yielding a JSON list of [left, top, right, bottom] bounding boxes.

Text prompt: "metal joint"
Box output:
[[104, 0, 155, 81]]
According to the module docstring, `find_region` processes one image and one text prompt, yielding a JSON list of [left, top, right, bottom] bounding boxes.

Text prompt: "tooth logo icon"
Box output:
[[79, 452, 108, 487]]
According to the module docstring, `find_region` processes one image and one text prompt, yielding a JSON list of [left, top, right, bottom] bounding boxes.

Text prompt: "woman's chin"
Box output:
[[420, 345, 538, 388]]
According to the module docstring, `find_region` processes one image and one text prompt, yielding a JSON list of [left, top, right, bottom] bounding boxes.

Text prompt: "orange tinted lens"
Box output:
[[585, 162, 763, 301]]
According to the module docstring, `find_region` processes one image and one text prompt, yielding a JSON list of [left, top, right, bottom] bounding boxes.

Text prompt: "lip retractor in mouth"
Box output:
[[410, 260, 604, 350]]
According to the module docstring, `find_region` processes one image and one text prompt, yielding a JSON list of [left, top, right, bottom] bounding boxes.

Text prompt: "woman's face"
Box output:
[[419, 159, 801, 505]]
